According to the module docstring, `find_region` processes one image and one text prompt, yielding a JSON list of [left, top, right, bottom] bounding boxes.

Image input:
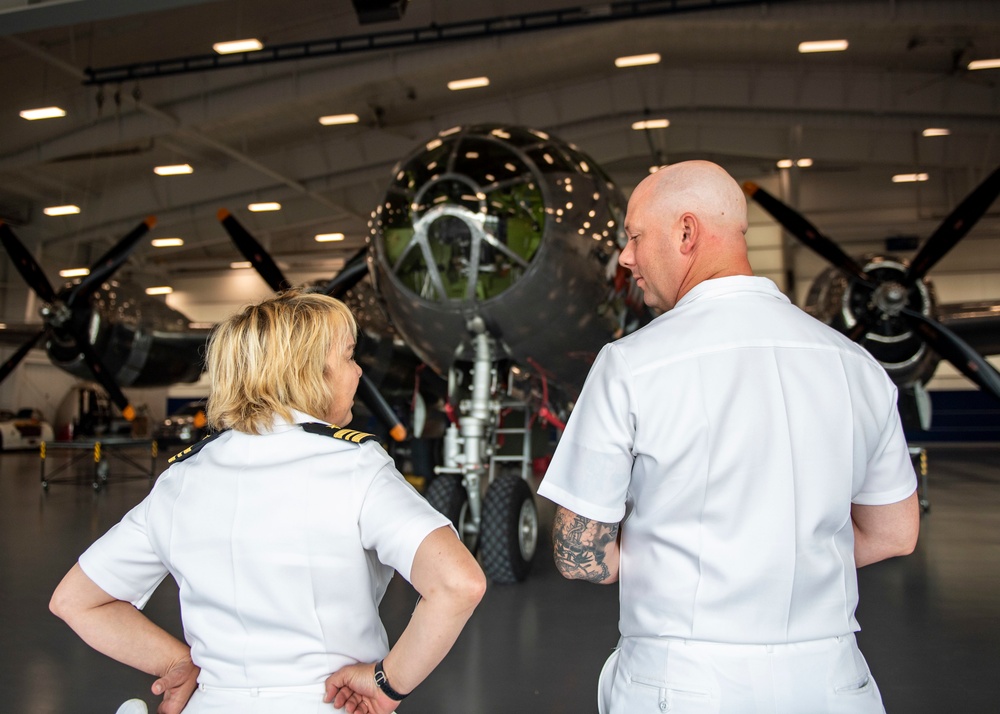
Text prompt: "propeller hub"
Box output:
[[39, 301, 73, 328], [872, 281, 908, 317]]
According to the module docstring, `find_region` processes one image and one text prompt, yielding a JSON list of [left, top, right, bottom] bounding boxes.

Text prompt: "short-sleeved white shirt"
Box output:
[[79, 409, 451, 688], [538, 276, 916, 644]]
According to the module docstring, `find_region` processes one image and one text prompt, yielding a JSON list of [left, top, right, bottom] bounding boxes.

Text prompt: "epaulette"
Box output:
[[299, 422, 378, 444], [167, 430, 227, 464]]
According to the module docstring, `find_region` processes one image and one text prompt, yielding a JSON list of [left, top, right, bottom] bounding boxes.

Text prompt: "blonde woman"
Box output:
[[51, 289, 485, 714]]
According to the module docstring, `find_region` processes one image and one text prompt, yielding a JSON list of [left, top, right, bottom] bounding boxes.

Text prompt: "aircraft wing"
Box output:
[[937, 302, 1000, 357], [0, 324, 47, 347]]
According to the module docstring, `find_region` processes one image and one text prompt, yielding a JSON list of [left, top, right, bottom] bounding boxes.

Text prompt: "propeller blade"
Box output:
[[0, 328, 45, 383], [67, 216, 157, 307], [356, 373, 407, 442], [74, 335, 136, 421], [321, 249, 369, 298], [0, 222, 58, 304], [742, 182, 873, 285], [905, 165, 1000, 285], [218, 209, 290, 292], [901, 307, 1000, 401]]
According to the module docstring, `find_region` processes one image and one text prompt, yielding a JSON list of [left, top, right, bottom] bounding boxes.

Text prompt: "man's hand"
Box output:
[[151, 656, 199, 714], [324, 662, 400, 714]]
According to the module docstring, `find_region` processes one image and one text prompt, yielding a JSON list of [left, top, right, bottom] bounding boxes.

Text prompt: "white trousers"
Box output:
[[182, 683, 344, 714], [598, 634, 885, 714]]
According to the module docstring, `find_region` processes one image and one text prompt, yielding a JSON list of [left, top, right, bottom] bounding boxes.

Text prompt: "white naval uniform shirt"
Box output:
[[79, 409, 451, 689], [538, 276, 917, 645]]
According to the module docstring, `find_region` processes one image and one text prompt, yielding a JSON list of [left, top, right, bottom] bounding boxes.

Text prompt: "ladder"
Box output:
[[489, 397, 532, 483]]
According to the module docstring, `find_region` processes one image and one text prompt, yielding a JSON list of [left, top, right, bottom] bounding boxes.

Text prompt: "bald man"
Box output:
[[537, 161, 919, 714]]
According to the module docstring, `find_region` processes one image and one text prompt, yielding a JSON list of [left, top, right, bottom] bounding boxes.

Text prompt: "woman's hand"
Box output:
[[324, 663, 400, 714], [152, 656, 200, 714]]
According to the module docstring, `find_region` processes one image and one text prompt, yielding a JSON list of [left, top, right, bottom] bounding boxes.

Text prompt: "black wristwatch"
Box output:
[[374, 659, 409, 701]]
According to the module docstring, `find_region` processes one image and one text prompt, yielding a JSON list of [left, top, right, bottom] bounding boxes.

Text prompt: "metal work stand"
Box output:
[[40, 438, 159, 491], [909, 445, 929, 512]]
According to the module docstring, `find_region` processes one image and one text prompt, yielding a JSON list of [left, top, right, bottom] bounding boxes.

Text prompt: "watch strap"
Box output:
[[374, 659, 408, 701]]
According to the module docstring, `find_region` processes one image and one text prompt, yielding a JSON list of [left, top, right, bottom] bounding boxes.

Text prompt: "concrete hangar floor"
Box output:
[[1, 443, 998, 713]]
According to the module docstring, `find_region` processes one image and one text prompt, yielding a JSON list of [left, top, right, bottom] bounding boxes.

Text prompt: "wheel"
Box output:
[[479, 473, 538, 584], [424, 474, 476, 552]]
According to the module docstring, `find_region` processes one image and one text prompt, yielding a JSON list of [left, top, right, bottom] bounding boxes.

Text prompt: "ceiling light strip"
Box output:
[[615, 53, 661, 68], [798, 39, 849, 53], [968, 58, 1000, 71], [20, 106, 66, 120], [892, 173, 929, 183]]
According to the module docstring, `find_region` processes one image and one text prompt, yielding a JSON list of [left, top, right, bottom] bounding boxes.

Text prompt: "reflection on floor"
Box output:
[[2, 444, 998, 713]]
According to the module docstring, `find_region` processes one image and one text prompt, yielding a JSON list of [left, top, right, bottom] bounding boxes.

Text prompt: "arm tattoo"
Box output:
[[552, 508, 619, 583]]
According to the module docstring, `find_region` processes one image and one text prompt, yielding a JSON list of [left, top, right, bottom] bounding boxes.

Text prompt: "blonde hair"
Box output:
[[206, 289, 358, 434]]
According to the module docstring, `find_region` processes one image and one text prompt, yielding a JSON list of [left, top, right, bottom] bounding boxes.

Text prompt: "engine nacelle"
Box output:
[[805, 255, 940, 388], [47, 279, 205, 386]]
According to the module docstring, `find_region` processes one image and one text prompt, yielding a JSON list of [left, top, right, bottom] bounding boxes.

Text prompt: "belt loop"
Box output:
[[250, 687, 260, 697]]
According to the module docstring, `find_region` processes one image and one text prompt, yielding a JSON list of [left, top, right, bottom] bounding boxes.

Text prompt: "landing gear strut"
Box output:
[[425, 318, 539, 583]]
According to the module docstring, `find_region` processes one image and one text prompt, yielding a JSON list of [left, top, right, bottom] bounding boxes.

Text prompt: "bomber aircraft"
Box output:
[[3, 127, 998, 585]]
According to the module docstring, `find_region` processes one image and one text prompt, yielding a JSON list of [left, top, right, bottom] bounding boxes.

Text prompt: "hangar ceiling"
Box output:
[[0, 0, 998, 310]]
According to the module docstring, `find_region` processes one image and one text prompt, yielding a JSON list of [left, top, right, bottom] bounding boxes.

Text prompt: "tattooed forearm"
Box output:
[[552, 507, 620, 583]]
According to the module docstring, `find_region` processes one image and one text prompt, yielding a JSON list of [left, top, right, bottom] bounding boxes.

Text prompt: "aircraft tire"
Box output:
[[479, 474, 538, 584], [424, 474, 476, 552]]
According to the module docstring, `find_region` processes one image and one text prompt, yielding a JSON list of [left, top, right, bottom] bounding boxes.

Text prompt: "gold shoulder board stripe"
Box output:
[[299, 422, 377, 444], [167, 430, 226, 464]]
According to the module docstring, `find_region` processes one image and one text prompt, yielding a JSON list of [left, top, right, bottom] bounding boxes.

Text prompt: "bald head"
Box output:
[[636, 160, 749, 239], [620, 160, 753, 311]]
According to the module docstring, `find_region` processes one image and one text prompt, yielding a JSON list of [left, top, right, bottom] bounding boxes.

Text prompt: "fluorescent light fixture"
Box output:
[[154, 164, 193, 176], [799, 39, 849, 53], [892, 173, 929, 183], [615, 53, 661, 68], [0, 323, 6, 329], [447, 76, 490, 91], [230, 261, 252, 269], [213, 38, 263, 54], [151, 238, 184, 248], [145, 286, 173, 295], [315, 233, 345, 242], [922, 127, 950, 137], [777, 159, 794, 169], [59, 268, 90, 278], [632, 119, 670, 130], [968, 58, 1000, 71], [319, 113, 359, 126], [42, 203, 80, 216], [796, 158, 814, 168], [44, 204, 81, 216], [20, 106, 66, 120], [248, 202, 281, 212]]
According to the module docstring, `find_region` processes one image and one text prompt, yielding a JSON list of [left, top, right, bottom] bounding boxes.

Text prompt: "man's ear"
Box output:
[[678, 213, 698, 255]]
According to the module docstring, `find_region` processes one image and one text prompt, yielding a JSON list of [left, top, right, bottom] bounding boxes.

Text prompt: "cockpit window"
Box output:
[[377, 126, 546, 302]]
